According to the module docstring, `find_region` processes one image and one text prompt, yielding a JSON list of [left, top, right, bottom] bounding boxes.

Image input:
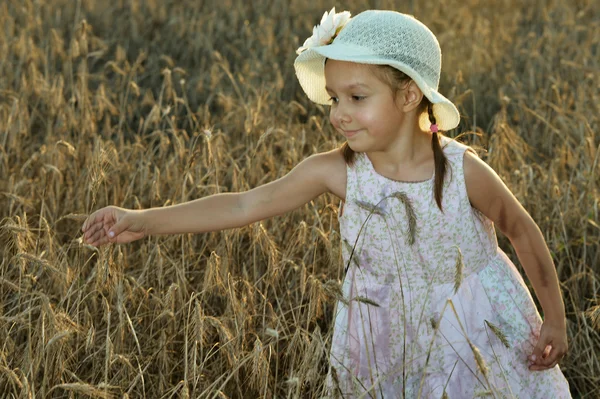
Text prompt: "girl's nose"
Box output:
[[331, 104, 351, 126]]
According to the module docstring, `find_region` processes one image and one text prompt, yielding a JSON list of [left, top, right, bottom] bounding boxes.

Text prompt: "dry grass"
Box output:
[[0, 0, 598, 397]]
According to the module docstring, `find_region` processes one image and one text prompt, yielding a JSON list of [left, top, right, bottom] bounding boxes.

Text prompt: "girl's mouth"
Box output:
[[343, 129, 361, 138]]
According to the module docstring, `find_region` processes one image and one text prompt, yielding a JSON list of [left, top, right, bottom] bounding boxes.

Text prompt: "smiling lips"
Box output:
[[342, 129, 361, 138]]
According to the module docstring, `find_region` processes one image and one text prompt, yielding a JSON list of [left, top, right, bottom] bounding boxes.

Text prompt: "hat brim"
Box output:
[[294, 42, 460, 131]]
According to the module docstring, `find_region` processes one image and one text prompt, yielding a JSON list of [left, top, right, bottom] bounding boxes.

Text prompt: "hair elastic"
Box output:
[[430, 123, 439, 133]]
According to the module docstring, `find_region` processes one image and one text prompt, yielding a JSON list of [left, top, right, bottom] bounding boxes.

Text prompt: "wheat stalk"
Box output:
[[453, 246, 464, 294], [585, 305, 600, 330], [390, 191, 418, 245], [485, 320, 510, 348]]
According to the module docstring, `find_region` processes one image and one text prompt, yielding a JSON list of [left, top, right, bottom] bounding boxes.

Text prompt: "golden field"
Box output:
[[0, 0, 598, 397]]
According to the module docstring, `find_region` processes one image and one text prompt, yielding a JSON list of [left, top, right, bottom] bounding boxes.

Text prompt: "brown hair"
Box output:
[[341, 65, 449, 211]]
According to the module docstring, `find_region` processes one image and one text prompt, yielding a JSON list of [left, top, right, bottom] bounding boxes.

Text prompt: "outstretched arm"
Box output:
[[144, 150, 344, 235], [463, 150, 567, 371], [82, 149, 347, 246]]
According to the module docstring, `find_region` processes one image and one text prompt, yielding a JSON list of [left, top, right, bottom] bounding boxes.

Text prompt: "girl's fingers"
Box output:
[[107, 215, 131, 240], [82, 216, 90, 231], [81, 207, 137, 246], [542, 345, 552, 358], [529, 358, 560, 371], [82, 212, 102, 231], [94, 236, 110, 246], [529, 344, 566, 371], [87, 229, 105, 245], [84, 221, 102, 239], [543, 346, 566, 367], [529, 342, 547, 367], [84, 224, 101, 242], [82, 207, 117, 232], [90, 234, 111, 247], [83, 213, 118, 244]]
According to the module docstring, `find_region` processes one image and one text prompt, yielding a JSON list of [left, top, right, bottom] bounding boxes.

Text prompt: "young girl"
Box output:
[[82, 9, 571, 398]]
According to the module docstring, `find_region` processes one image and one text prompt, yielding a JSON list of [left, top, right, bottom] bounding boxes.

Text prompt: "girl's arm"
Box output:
[[463, 150, 568, 371], [146, 149, 346, 234], [82, 149, 347, 246]]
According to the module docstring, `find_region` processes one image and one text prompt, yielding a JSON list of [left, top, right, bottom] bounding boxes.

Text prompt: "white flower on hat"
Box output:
[[296, 7, 351, 55]]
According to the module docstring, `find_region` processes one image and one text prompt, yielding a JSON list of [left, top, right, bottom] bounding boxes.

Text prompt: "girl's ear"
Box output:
[[398, 81, 423, 112]]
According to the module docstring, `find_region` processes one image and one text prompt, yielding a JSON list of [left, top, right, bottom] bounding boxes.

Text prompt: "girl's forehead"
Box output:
[[325, 60, 372, 74], [324, 60, 379, 86]]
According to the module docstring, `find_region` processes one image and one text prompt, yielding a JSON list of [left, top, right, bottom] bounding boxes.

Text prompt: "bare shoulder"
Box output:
[[307, 148, 347, 201], [462, 148, 488, 183], [463, 149, 531, 239], [463, 148, 502, 208], [239, 147, 347, 224]]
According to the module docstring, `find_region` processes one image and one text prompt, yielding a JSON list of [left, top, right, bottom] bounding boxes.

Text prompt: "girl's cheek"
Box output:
[[357, 112, 377, 129], [329, 113, 340, 130]]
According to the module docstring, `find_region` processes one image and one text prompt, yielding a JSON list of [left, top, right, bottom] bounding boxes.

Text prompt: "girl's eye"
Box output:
[[328, 95, 364, 104]]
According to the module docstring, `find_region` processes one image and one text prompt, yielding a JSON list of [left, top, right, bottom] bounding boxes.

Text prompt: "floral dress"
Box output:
[[327, 137, 571, 398]]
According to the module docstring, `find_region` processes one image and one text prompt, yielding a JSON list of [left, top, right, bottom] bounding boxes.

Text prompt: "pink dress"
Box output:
[[329, 137, 571, 398]]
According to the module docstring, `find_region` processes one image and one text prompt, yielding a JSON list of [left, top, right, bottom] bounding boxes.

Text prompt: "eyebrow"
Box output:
[[325, 83, 370, 92]]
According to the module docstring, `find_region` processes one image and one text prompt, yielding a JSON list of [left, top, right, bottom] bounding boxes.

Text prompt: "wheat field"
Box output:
[[0, 0, 598, 397]]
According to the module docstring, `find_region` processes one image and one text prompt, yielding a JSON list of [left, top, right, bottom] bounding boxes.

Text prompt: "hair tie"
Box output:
[[430, 124, 439, 133]]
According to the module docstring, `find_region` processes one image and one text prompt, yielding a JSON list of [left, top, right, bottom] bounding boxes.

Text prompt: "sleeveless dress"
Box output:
[[328, 137, 571, 398]]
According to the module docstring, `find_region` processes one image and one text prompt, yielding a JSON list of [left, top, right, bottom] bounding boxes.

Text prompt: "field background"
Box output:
[[0, 0, 599, 397]]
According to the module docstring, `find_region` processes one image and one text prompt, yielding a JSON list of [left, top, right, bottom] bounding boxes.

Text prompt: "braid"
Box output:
[[429, 103, 449, 211], [427, 104, 436, 127]]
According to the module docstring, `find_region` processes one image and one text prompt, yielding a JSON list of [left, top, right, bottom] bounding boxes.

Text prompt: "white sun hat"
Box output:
[[294, 9, 460, 131]]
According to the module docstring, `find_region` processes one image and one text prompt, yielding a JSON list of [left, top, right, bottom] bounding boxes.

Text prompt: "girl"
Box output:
[[82, 9, 571, 398]]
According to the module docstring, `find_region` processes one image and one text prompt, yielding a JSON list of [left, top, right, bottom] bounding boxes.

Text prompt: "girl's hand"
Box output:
[[82, 206, 147, 246], [528, 320, 568, 371]]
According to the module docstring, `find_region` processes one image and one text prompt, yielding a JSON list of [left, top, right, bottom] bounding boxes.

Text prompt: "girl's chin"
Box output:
[[345, 140, 368, 153]]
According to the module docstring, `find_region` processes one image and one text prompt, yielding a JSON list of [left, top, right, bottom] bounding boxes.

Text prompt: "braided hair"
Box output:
[[428, 103, 449, 211]]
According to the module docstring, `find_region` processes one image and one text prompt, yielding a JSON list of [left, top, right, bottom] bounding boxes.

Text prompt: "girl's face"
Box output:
[[324, 60, 407, 153]]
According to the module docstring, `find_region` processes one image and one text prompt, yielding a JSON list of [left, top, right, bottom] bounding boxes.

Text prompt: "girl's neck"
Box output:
[[367, 123, 434, 176]]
